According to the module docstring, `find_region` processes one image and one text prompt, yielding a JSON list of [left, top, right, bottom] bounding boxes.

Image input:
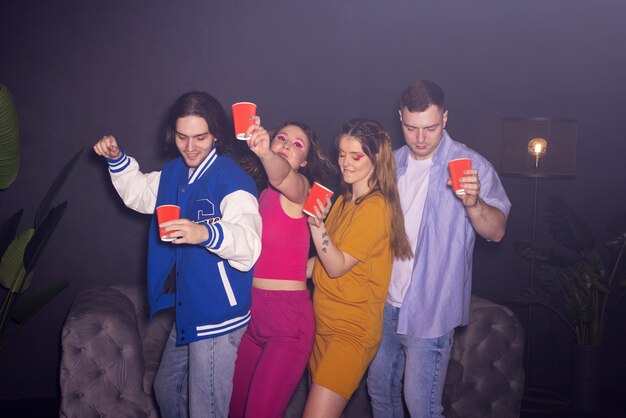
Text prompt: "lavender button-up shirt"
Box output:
[[394, 130, 511, 338]]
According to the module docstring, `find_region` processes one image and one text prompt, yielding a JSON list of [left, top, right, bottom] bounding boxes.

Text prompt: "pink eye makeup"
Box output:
[[338, 151, 366, 161], [274, 132, 307, 152]]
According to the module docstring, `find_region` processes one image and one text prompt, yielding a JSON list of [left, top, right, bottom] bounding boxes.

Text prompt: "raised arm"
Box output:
[[94, 135, 160, 214], [246, 118, 309, 204]]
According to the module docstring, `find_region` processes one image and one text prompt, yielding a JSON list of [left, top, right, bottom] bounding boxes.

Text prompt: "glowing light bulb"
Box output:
[[528, 138, 547, 168]]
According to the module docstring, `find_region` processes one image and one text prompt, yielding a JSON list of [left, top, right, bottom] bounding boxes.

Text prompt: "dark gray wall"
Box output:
[[1, 0, 624, 400]]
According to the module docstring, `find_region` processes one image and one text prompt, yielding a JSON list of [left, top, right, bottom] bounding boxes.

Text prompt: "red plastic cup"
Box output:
[[448, 158, 472, 195], [303, 182, 334, 217], [156, 204, 180, 242], [232, 102, 257, 140]]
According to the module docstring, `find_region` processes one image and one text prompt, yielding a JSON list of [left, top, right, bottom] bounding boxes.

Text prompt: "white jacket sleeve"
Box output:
[[106, 151, 161, 214], [200, 190, 262, 272]]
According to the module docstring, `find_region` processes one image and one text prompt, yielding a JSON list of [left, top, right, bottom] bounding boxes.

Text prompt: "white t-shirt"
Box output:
[[387, 155, 432, 307]]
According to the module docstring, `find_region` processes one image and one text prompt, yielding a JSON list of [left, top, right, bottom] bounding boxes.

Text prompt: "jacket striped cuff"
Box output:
[[200, 222, 224, 249], [106, 148, 130, 173]]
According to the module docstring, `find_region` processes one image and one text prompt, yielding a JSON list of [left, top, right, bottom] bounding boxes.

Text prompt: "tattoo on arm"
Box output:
[[320, 229, 329, 254]]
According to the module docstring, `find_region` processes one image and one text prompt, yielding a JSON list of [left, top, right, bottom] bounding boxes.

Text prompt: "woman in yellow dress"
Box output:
[[303, 118, 412, 418]]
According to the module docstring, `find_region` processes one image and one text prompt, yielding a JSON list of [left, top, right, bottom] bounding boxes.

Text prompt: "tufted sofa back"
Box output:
[[59, 287, 524, 418], [442, 296, 525, 417], [59, 285, 173, 418]]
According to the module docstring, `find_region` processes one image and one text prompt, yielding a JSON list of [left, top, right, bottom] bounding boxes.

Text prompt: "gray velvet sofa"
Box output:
[[59, 285, 524, 417]]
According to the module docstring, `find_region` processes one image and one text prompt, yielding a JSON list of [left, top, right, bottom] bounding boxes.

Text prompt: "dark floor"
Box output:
[[0, 398, 59, 418], [519, 386, 626, 418], [1, 392, 625, 418]]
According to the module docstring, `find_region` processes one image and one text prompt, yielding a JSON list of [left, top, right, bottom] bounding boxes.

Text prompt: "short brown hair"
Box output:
[[400, 80, 445, 112]]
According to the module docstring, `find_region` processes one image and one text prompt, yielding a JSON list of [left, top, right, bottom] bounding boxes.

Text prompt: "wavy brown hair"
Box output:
[[337, 118, 412, 260], [239, 121, 336, 192], [164, 91, 235, 156]]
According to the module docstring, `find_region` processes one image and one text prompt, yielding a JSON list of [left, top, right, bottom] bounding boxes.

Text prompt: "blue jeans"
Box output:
[[367, 303, 454, 418], [154, 324, 246, 418]]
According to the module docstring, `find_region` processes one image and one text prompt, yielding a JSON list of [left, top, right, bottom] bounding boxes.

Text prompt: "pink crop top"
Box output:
[[253, 186, 310, 281]]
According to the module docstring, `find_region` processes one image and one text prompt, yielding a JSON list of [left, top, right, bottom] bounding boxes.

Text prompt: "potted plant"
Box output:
[[513, 197, 626, 412], [0, 83, 83, 351]]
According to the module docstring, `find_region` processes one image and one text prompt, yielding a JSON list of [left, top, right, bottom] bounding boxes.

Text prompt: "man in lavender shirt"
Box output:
[[367, 80, 511, 418]]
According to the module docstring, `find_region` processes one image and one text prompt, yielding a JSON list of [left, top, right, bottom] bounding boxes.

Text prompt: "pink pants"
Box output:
[[230, 287, 315, 418]]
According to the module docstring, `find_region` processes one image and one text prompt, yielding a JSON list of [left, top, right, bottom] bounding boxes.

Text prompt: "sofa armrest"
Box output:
[[110, 284, 174, 394], [443, 295, 525, 418], [59, 286, 159, 418]]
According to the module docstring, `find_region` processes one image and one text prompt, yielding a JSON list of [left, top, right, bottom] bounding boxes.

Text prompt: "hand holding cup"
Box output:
[[156, 205, 181, 242], [159, 218, 210, 245], [232, 102, 257, 140], [448, 158, 472, 195], [304, 182, 334, 227], [447, 158, 480, 207], [245, 116, 272, 158]]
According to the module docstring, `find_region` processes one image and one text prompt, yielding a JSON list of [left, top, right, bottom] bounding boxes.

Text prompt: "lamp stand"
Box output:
[[521, 177, 570, 415], [525, 177, 538, 386], [501, 116, 577, 415]]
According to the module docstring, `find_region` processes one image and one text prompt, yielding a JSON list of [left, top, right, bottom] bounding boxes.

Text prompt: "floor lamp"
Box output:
[[501, 117, 577, 413]]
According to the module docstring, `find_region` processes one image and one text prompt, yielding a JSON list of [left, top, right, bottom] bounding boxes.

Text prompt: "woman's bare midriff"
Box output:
[[253, 277, 308, 291]]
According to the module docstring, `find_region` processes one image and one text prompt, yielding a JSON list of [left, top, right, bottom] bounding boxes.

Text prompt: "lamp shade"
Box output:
[[501, 117, 577, 178]]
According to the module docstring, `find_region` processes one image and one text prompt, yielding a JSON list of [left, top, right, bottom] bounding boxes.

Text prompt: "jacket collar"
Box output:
[[188, 147, 217, 184]]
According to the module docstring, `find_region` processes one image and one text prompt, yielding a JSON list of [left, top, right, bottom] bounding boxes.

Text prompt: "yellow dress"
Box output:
[[309, 192, 393, 399]]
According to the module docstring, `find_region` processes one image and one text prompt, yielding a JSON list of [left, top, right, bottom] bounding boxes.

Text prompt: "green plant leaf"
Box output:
[[584, 250, 606, 277], [563, 284, 592, 328], [545, 197, 594, 251], [605, 213, 626, 251], [536, 265, 565, 294], [0, 228, 33, 292], [575, 251, 609, 293], [564, 292, 584, 325], [21, 270, 35, 294], [511, 196, 622, 345], [513, 240, 569, 265], [24, 202, 67, 272], [0, 209, 23, 257], [0, 84, 20, 190], [34, 148, 83, 229], [510, 287, 549, 305], [10, 278, 70, 324]]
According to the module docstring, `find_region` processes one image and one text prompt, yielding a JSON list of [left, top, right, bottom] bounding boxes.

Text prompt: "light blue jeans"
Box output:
[[154, 324, 246, 418], [367, 303, 454, 418]]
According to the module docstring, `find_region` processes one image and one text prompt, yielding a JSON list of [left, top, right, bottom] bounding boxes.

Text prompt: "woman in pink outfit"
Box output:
[[229, 116, 335, 418]]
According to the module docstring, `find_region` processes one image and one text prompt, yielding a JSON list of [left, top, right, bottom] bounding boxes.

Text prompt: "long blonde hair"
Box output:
[[337, 119, 412, 260]]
